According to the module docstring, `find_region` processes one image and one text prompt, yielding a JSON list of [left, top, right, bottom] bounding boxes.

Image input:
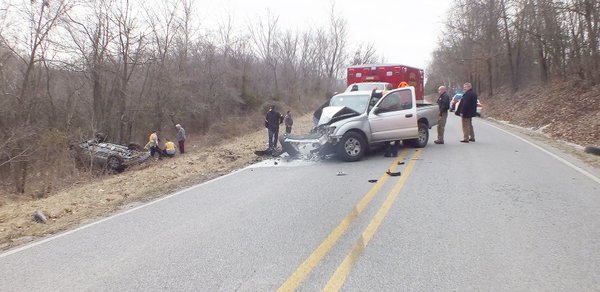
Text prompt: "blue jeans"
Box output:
[[268, 128, 279, 149]]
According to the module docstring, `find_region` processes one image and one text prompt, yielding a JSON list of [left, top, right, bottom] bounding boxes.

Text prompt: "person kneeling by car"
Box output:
[[164, 139, 177, 158]]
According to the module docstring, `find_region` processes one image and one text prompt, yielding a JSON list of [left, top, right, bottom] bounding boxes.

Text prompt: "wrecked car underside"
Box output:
[[73, 139, 150, 172]]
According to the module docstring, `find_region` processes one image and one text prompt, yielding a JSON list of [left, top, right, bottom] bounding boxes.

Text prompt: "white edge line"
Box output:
[[0, 167, 248, 258], [485, 121, 600, 185]]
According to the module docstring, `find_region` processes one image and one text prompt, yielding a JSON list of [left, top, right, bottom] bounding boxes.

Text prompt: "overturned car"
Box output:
[[72, 138, 150, 172]]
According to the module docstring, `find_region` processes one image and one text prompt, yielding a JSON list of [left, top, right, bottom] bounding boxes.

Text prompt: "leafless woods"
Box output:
[[427, 0, 600, 95], [0, 0, 374, 195]]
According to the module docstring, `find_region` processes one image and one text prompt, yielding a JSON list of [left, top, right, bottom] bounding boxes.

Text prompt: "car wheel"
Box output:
[[107, 155, 124, 172], [404, 122, 429, 148], [336, 132, 366, 162]]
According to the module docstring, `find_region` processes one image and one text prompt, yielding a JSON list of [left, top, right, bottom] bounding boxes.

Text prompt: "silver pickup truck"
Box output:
[[282, 87, 439, 161]]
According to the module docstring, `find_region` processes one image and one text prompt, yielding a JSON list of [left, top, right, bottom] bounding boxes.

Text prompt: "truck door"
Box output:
[[368, 87, 418, 142]]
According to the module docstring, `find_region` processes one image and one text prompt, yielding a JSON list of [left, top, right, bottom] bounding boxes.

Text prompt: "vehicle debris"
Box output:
[[32, 210, 48, 224], [386, 170, 401, 176]]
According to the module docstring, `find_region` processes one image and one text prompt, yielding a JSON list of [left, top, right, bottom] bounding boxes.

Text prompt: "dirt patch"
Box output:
[[481, 80, 600, 170], [482, 80, 600, 148]]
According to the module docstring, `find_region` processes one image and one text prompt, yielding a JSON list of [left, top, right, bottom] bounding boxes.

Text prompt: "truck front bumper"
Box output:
[[279, 133, 330, 156]]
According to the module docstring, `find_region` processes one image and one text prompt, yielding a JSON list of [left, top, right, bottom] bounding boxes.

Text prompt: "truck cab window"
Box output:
[[378, 92, 401, 112], [399, 90, 412, 110]]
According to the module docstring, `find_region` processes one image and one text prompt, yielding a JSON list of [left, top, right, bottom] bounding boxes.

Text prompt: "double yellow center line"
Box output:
[[278, 149, 421, 292]]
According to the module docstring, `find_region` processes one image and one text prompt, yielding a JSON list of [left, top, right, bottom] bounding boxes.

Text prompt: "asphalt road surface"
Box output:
[[1, 115, 599, 291]]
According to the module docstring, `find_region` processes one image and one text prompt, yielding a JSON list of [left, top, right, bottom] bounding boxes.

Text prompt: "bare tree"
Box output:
[[351, 42, 379, 65], [324, 2, 348, 87], [66, 0, 114, 137], [248, 10, 280, 96], [145, 0, 182, 131], [111, 0, 145, 144], [0, 0, 72, 193]]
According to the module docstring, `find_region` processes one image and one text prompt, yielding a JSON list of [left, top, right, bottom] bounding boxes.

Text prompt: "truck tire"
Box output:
[[404, 122, 429, 148], [107, 155, 124, 172], [337, 132, 366, 162]]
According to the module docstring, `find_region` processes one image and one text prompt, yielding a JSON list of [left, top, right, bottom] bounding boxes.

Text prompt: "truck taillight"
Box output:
[[356, 73, 362, 78]]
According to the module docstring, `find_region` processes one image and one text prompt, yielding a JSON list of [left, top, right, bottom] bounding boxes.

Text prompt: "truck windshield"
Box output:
[[330, 94, 370, 113], [345, 83, 388, 92]]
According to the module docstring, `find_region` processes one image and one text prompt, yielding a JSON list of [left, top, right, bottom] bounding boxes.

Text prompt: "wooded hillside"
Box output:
[[426, 0, 600, 95], [0, 0, 382, 195]]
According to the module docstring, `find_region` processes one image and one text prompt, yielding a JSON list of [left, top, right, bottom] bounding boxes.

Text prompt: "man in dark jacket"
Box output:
[[265, 105, 283, 150], [455, 82, 478, 143], [434, 86, 450, 144]]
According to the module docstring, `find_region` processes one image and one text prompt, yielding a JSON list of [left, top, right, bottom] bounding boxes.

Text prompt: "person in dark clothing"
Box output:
[[265, 105, 283, 150], [284, 111, 293, 134], [434, 86, 451, 144], [383, 140, 400, 157], [455, 82, 478, 143]]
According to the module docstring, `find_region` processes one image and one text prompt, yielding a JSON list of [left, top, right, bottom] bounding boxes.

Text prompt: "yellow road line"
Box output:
[[323, 150, 421, 292], [277, 149, 409, 292]]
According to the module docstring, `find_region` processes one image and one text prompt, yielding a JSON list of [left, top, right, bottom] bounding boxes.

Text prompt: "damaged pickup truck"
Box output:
[[280, 86, 439, 162]]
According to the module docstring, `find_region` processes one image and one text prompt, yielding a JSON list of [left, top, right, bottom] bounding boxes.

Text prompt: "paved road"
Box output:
[[1, 115, 599, 291]]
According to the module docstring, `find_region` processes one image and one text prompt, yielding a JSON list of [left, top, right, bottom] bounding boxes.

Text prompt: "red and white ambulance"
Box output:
[[346, 64, 425, 101]]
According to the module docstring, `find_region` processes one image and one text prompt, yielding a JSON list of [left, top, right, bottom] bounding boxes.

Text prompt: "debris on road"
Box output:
[[386, 170, 401, 176]]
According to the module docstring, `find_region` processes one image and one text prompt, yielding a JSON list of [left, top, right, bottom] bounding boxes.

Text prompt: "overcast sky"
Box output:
[[194, 0, 452, 69]]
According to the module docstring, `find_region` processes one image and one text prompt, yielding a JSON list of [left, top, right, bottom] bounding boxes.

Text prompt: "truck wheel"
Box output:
[[405, 122, 429, 148], [337, 132, 366, 162], [107, 155, 124, 172]]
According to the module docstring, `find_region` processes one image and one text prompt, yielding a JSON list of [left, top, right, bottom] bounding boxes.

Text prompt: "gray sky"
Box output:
[[196, 0, 451, 69]]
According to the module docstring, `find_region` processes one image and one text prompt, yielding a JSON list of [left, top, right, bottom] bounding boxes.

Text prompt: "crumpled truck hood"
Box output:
[[318, 106, 360, 126]]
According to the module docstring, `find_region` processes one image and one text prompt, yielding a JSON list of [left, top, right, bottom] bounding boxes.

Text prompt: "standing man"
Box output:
[[456, 82, 478, 143], [434, 86, 450, 144], [175, 124, 186, 154], [284, 111, 293, 134], [265, 105, 283, 150]]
